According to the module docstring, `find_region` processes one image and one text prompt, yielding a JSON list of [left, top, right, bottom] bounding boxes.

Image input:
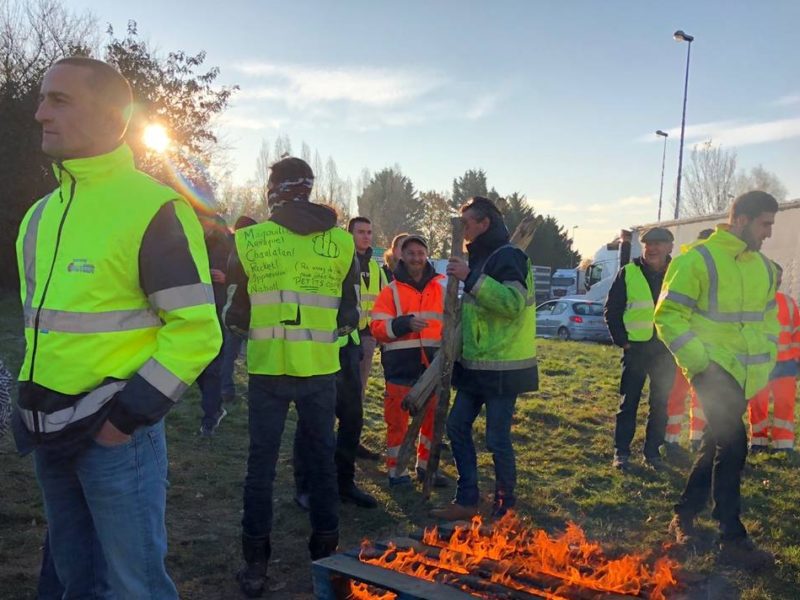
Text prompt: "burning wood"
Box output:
[[349, 512, 676, 600]]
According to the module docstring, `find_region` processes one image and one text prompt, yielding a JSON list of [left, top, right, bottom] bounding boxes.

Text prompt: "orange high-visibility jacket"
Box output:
[[370, 263, 444, 384], [776, 292, 800, 362]]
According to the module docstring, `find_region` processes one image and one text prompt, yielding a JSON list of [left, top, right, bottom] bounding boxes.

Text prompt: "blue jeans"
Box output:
[[243, 374, 339, 542], [447, 390, 517, 507], [34, 420, 177, 599], [221, 331, 243, 398], [197, 347, 224, 428]]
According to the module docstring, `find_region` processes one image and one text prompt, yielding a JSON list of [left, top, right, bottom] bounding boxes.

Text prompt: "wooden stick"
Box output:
[[422, 217, 464, 498]]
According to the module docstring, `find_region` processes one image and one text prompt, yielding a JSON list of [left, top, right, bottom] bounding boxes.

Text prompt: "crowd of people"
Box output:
[[3, 55, 793, 599]]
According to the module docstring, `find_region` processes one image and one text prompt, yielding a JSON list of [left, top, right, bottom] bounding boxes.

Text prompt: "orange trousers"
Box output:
[[748, 376, 796, 449], [665, 369, 706, 444], [384, 382, 435, 478]]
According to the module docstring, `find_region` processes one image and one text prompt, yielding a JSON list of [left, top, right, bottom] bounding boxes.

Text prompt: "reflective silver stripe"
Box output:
[[773, 418, 795, 432], [695, 246, 719, 314], [383, 339, 442, 352], [736, 353, 771, 366], [361, 293, 378, 302], [768, 334, 780, 344], [750, 422, 769, 434], [667, 415, 684, 425], [139, 358, 188, 402], [664, 433, 680, 443], [459, 356, 538, 371], [772, 439, 794, 449], [19, 380, 126, 434], [250, 291, 340, 309], [470, 274, 489, 296], [22, 196, 52, 312], [149, 283, 214, 312], [661, 290, 697, 310], [693, 406, 706, 419], [416, 311, 443, 321], [249, 326, 338, 343], [625, 321, 653, 331], [390, 282, 403, 316], [502, 280, 527, 296], [669, 331, 697, 353], [689, 430, 704, 440], [419, 434, 432, 448], [370, 312, 394, 321], [24, 307, 161, 333], [626, 301, 653, 310], [766, 299, 777, 312], [386, 318, 397, 340]]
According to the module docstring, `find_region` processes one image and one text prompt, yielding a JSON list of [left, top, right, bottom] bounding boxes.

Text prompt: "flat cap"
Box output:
[[640, 227, 674, 243], [401, 234, 428, 250]]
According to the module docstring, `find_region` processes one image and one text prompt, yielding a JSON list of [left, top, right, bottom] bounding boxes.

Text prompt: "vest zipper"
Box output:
[[27, 165, 77, 439]]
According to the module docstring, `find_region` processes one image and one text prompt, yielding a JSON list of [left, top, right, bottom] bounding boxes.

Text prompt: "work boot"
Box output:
[[644, 454, 665, 471], [668, 513, 697, 546], [416, 467, 449, 488], [663, 442, 683, 462], [430, 502, 479, 521], [237, 535, 270, 598], [309, 530, 339, 560], [340, 484, 378, 508], [718, 537, 775, 571], [356, 443, 381, 461], [612, 451, 629, 471]]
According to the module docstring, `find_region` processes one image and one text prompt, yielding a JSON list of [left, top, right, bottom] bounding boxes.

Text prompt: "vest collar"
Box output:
[[710, 225, 749, 257], [52, 143, 135, 184]]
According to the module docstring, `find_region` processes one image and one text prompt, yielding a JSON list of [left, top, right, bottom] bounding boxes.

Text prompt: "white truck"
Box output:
[[550, 268, 584, 298], [581, 199, 800, 302]]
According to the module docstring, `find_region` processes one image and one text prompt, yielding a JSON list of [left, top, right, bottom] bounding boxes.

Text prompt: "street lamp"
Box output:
[[673, 29, 694, 219], [571, 225, 578, 268], [655, 130, 669, 221]]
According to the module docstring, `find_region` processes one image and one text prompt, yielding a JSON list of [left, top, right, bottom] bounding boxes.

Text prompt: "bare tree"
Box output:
[[681, 141, 738, 216], [735, 164, 788, 202]]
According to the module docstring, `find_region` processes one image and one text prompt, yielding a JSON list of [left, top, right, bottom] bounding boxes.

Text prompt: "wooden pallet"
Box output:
[[312, 553, 476, 600]]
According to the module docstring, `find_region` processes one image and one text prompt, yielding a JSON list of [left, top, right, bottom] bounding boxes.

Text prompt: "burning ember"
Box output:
[[350, 512, 676, 600]]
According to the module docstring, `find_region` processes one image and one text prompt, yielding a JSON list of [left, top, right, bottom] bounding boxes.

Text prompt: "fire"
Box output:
[[351, 512, 677, 599]]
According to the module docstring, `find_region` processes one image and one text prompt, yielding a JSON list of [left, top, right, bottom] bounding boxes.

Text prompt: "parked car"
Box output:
[[535, 298, 611, 342]]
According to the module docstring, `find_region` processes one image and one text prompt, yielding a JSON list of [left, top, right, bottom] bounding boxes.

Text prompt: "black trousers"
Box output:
[[674, 363, 749, 540], [295, 344, 364, 493], [614, 343, 676, 458]]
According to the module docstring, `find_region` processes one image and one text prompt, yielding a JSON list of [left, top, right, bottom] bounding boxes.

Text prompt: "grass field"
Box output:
[[1, 291, 799, 599]]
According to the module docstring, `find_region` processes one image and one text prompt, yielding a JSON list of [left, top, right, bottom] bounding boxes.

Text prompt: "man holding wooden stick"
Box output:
[[432, 196, 539, 520]]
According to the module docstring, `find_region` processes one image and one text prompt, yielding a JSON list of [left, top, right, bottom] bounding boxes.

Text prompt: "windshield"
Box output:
[[552, 277, 575, 286], [572, 302, 604, 316]]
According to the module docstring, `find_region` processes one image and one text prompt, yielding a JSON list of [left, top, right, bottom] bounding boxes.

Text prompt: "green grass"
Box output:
[[1, 292, 799, 598]]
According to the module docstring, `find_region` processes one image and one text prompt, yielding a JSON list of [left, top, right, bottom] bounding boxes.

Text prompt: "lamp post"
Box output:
[[673, 29, 694, 219], [655, 130, 668, 221], [571, 225, 578, 268]]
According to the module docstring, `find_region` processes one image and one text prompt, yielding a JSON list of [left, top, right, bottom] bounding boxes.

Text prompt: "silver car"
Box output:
[[536, 298, 611, 342]]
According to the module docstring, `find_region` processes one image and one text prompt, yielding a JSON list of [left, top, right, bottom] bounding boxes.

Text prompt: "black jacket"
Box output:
[[224, 201, 360, 347], [453, 220, 539, 396], [604, 257, 671, 351]]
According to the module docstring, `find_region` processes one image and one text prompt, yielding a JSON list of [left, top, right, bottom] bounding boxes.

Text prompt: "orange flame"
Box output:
[[354, 512, 677, 600]]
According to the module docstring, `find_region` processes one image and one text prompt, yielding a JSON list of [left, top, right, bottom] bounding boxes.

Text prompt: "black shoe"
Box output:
[[238, 535, 270, 598], [309, 530, 338, 560], [356, 443, 381, 461], [294, 492, 310, 512], [416, 467, 449, 488], [644, 455, 665, 471], [340, 485, 378, 508], [663, 442, 683, 461]]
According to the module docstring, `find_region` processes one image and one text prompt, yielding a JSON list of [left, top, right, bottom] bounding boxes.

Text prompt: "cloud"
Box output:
[[234, 61, 444, 108], [772, 94, 800, 107], [230, 60, 503, 131], [216, 114, 285, 131], [638, 117, 800, 148]]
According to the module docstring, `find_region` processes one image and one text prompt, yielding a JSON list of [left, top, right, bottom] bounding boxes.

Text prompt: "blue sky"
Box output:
[[70, 0, 800, 257]]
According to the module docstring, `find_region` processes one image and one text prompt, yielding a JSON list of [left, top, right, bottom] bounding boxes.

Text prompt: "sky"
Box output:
[[68, 0, 800, 258]]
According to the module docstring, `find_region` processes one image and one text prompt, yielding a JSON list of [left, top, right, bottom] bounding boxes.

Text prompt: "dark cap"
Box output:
[[640, 227, 674, 243], [400, 234, 428, 251]]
